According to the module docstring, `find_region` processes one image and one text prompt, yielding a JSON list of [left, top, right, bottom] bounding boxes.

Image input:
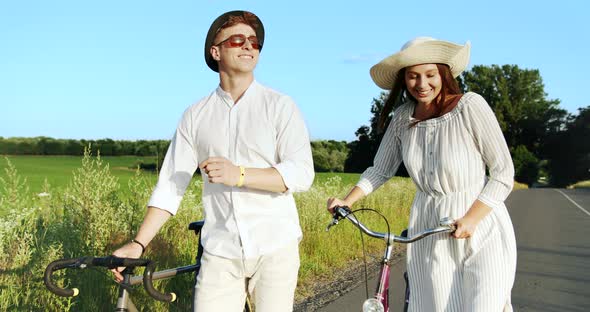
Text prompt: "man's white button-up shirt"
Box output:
[[148, 81, 315, 259]]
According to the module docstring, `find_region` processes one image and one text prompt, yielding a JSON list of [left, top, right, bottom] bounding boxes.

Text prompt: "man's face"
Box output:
[[211, 23, 259, 74]]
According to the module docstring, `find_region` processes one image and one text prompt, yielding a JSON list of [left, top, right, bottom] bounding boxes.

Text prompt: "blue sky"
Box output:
[[1, 0, 588, 142]]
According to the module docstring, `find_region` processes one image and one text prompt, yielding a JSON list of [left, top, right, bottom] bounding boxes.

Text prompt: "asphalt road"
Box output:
[[318, 188, 590, 311]]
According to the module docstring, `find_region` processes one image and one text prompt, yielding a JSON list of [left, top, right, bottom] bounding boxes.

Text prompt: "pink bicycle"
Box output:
[[326, 206, 455, 312]]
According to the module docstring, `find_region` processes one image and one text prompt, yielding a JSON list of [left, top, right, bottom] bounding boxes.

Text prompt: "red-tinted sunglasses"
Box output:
[[214, 34, 261, 50]]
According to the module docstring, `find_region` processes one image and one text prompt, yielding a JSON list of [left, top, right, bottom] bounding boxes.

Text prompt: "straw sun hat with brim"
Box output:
[[204, 10, 265, 72], [370, 37, 471, 90]]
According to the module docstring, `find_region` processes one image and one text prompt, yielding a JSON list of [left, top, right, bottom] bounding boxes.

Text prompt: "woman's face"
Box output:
[[404, 64, 442, 106]]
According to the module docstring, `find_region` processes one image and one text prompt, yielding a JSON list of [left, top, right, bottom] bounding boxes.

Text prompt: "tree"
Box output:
[[38, 137, 65, 155], [544, 106, 590, 186], [461, 65, 567, 156], [512, 145, 539, 186], [461, 65, 571, 185], [64, 139, 84, 155], [134, 140, 156, 156], [95, 139, 117, 156], [344, 93, 409, 175], [345, 125, 377, 173], [311, 140, 348, 172], [344, 93, 385, 173]]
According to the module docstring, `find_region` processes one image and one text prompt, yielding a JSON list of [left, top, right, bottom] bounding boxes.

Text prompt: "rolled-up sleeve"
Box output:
[[357, 113, 403, 195], [465, 93, 514, 209], [148, 108, 199, 215], [272, 96, 315, 193]]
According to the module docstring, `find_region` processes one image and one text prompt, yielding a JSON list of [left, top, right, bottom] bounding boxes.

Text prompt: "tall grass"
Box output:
[[512, 181, 529, 190], [568, 180, 590, 189], [0, 151, 414, 311]]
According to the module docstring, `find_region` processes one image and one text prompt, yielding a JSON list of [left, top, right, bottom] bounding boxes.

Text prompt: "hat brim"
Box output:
[[204, 10, 265, 73], [370, 40, 471, 90]]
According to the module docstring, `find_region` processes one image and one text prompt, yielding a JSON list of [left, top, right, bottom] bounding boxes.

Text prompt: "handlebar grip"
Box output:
[[331, 206, 352, 220], [44, 258, 81, 297], [89, 256, 150, 268], [143, 261, 177, 302]]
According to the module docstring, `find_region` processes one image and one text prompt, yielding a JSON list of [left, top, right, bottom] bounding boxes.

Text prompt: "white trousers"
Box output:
[[193, 241, 300, 312]]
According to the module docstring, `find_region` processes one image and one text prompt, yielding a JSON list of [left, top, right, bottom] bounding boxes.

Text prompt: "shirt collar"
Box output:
[[215, 80, 259, 108]]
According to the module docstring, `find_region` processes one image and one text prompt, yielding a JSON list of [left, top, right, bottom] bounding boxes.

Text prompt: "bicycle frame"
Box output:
[[116, 268, 141, 312], [327, 206, 455, 312]]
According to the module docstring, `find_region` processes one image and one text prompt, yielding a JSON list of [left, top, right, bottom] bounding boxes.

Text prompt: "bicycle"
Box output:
[[44, 220, 252, 311], [326, 206, 456, 312]]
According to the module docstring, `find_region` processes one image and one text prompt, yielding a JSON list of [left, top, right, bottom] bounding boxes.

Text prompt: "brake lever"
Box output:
[[325, 218, 339, 232], [439, 217, 456, 232], [326, 206, 352, 232]]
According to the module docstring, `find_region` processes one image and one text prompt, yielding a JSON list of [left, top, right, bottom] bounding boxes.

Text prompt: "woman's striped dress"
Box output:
[[357, 92, 517, 311]]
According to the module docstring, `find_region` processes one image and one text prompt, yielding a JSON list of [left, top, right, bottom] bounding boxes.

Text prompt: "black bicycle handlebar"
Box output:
[[143, 261, 177, 302], [43, 256, 150, 297], [327, 206, 456, 243], [44, 258, 82, 297]]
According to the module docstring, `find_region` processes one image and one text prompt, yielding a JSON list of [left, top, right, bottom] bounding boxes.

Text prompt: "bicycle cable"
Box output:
[[348, 208, 391, 300]]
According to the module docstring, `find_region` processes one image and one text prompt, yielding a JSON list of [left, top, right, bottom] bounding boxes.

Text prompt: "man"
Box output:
[[111, 10, 314, 312]]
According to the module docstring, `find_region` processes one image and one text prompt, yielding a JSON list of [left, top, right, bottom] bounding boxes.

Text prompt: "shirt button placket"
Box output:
[[229, 106, 238, 161], [228, 104, 246, 254], [428, 129, 434, 175]]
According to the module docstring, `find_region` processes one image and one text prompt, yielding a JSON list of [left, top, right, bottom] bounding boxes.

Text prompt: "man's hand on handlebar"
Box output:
[[111, 242, 143, 282]]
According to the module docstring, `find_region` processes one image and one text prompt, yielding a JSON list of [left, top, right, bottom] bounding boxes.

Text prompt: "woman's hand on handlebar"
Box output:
[[110, 243, 143, 282], [452, 216, 479, 239], [327, 187, 366, 214], [453, 200, 492, 239], [327, 197, 350, 214]]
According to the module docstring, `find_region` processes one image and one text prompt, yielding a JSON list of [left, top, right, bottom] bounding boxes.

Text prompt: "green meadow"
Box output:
[[0, 155, 362, 194], [0, 155, 159, 193]]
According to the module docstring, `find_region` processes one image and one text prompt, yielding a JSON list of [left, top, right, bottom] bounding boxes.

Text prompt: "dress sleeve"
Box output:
[[272, 96, 315, 193], [147, 108, 199, 215], [356, 109, 404, 195], [464, 93, 515, 209]]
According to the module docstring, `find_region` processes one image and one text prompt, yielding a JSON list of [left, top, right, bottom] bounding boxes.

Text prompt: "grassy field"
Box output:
[[0, 155, 361, 193], [0, 155, 159, 193]]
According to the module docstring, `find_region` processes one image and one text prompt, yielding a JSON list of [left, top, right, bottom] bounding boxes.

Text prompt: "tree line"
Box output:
[[0, 136, 349, 173], [2, 64, 588, 186], [0, 137, 170, 157]]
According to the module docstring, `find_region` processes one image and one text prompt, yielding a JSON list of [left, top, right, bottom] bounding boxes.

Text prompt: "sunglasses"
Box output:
[[214, 34, 261, 50]]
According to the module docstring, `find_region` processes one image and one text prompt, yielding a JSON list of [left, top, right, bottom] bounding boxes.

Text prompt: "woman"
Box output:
[[327, 37, 516, 311]]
